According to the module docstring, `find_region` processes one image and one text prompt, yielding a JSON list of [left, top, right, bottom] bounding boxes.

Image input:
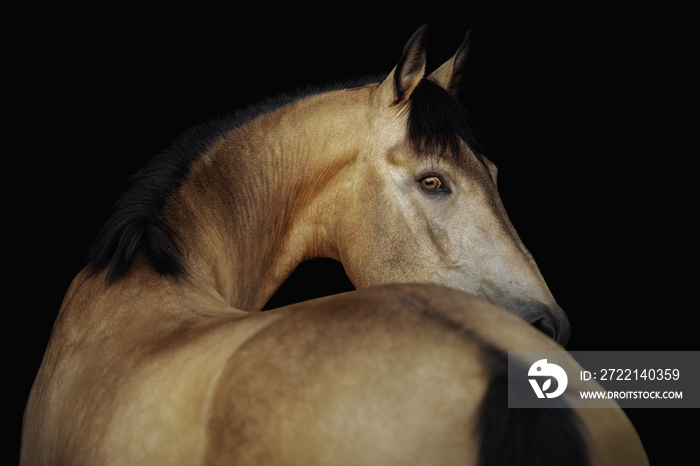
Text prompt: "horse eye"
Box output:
[[420, 175, 444, 191]]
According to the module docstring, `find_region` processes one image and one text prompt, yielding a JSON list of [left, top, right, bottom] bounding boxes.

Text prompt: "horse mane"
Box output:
[[87, 75, 385, 284], [87, 74, 482, 284], [87, 119, 222, 283]]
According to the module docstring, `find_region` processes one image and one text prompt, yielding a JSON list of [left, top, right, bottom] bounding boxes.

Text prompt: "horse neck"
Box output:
[[163, 87, 371, 311]]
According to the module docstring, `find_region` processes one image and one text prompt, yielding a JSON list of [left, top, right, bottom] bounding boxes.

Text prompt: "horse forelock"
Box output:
[[406, 78, 484, 163]]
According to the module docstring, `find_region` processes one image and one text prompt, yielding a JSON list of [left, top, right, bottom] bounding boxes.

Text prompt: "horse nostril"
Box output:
[[532, 318, 557, 340], [515, 302, 571, 345]]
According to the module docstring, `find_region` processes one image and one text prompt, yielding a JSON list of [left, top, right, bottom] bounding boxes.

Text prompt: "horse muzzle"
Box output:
[[526, 303, 571, 346]]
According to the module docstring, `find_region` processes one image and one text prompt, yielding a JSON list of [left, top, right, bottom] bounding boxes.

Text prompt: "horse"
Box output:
[[22, 25, 647, 465]]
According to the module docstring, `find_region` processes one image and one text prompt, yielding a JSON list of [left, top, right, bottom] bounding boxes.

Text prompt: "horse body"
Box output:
[[23, 268, 646, 465], [22, 25, 647, 464]]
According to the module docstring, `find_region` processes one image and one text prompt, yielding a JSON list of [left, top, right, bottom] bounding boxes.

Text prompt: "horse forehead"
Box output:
[[381, 140, 489, 180]]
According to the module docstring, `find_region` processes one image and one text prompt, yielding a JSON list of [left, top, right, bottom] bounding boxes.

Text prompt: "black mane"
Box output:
[[87, 120, 222, 283], [87, 76, 384, 284], [87, 74, 482, 284]]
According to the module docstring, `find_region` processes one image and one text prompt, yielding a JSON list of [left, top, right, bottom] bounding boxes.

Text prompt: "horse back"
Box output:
[[205, 285, 488, 465], [22, 276, 645, 465], [205, 284, 647, 466]]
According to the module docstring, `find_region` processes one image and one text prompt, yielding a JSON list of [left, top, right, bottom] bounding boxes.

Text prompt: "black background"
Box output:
[[10, 4, 694, 463]]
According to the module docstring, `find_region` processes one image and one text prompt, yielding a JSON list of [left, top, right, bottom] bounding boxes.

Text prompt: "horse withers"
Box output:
[[22, 25, 647, 465]]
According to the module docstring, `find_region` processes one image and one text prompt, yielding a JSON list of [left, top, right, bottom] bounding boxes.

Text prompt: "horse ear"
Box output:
[[427, 30, 471, 96], [374, 24, 429, 106]]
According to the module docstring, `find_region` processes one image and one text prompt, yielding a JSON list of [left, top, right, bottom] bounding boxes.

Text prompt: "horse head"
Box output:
[[334, 25, 570, 343]]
